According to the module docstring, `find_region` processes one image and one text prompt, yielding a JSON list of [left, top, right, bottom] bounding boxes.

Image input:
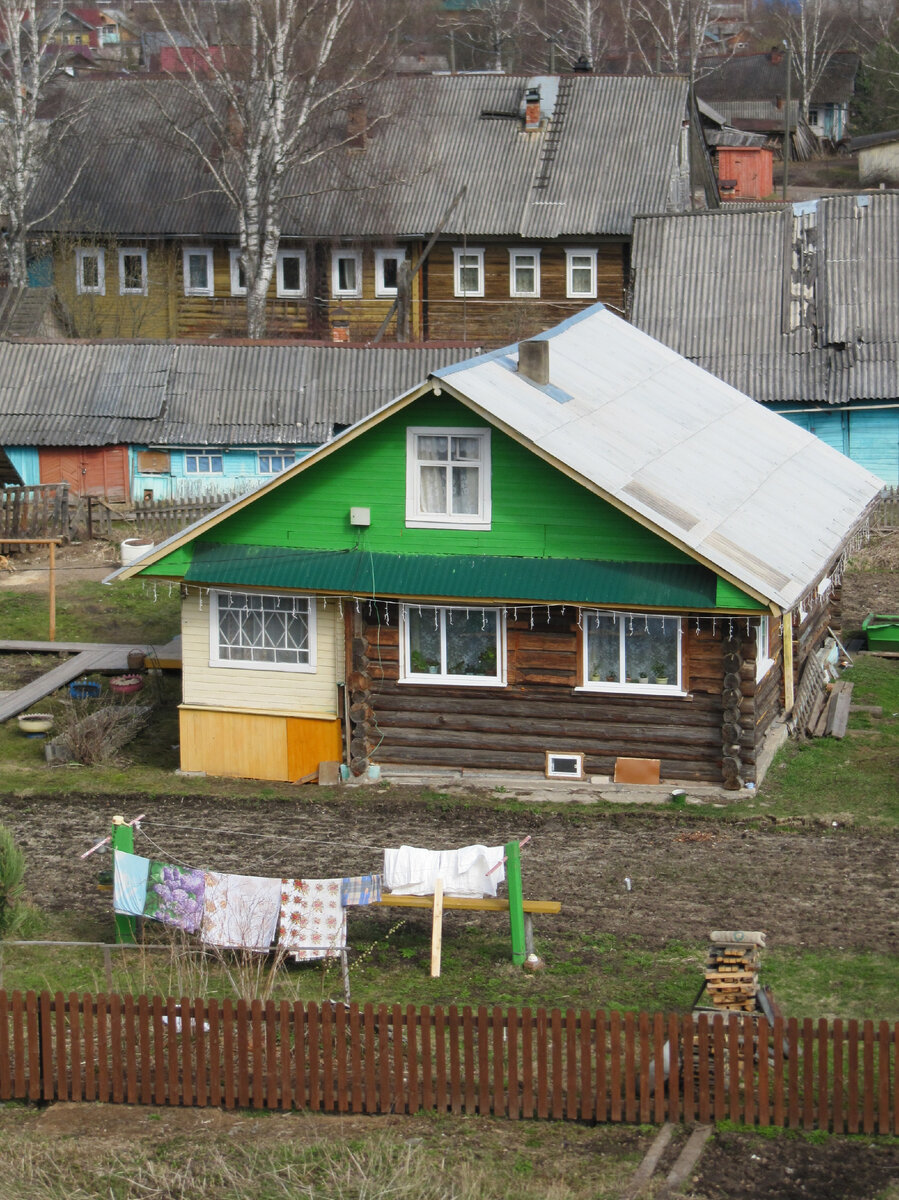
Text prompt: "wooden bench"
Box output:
[[373, 894, 561, 956]]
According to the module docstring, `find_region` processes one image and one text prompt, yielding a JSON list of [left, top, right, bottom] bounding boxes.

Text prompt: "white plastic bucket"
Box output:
[[120, 537, 155, 566]]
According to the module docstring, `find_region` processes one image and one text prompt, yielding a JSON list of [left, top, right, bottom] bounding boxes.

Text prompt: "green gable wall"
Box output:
[[141, 390, 765, 610]]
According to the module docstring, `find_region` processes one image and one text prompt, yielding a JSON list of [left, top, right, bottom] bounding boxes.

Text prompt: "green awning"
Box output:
[[182, 542, 723, 609]]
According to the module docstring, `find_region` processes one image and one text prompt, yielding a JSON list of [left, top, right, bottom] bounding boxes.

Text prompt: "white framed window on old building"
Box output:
[[509, 248, 540, 297], [185, 451, 223, 475], [453, 247, 484, 297], [405, 426, 491, 529], [277, 249, 306, 298], [229, 248, 247, 296], [400, 604, 505, 686], [210, 590, 316, 672], [76, 247, 105, 295], [331, 249, 362, 297], [118, 248, 147, 295], [581, 612, 682, 693], [565, 248, 597, 298], [257, 450, 296, 474], [183, 247, 214, 296], [374, 248, 405, 297]]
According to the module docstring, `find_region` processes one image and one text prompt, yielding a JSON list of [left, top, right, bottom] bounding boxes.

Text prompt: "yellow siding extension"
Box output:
[[178, 590, 345, 781], [178, 708, 342, 781]]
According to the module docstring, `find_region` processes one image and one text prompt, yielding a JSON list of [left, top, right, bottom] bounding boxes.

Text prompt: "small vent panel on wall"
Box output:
[[545, 751, 584, 780]]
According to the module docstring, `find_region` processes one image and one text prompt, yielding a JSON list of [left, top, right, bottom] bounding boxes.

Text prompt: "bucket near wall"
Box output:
[[121, 538, 155, 566]]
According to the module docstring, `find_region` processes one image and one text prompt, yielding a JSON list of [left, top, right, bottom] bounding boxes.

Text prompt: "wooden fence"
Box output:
[[132, 493, 246, 540], [1, 991, 896, 1133], [0, 484, 70, 546], [873, 486, 899, 528]]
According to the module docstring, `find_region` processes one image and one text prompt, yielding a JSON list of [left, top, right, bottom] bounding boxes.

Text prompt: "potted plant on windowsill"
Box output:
[[652, 659, 669, 685]]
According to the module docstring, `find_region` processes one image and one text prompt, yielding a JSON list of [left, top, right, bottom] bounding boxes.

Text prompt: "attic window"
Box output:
[[405, 426, 491, 530]]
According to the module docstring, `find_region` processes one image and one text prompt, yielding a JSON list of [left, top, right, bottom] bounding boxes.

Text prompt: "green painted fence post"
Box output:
[[505, 839, 526, 966], [111, 816, 136, 945]]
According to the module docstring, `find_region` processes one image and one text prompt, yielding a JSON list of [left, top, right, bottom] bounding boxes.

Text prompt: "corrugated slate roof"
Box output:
[[629, 194, 899, 404], [696, 50, 858, 105], [0, 342, 472, 446], [31, 73, 694, 239], [182, 544, 719, 608]]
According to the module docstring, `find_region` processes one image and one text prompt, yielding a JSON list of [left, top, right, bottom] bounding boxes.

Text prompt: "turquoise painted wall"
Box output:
[[776, 405, 897, 486], [215, 393, 694, 564], [5, 447, 40, 486], [130, 445, 315, 502]]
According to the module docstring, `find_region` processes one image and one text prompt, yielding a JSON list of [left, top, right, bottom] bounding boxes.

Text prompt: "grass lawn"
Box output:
[[750, 655, 899, 830]]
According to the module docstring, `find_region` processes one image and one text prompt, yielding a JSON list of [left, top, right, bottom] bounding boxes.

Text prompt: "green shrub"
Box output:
[[0, 824, 25, 939]]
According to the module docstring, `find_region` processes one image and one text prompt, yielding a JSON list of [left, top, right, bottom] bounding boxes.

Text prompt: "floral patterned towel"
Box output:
[[142, 860, 206, 933], [279, 878, 346, 962], [200, 872, 281, 951]]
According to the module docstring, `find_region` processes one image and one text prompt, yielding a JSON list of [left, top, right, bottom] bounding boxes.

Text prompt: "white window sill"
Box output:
[[756, 657, 775, 682], [209, 658, 315, 673], [575, 684, 689, 698], [399, 674, 506, 688], [405, 518, 491, 531]]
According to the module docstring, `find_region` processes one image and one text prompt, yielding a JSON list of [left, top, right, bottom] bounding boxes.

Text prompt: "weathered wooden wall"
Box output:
[[422, 242, 627, 344], [348, 604, 729, 783]]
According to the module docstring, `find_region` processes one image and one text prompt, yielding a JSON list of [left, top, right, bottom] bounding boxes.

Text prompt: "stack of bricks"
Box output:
[[704, 930, 766, 1011]]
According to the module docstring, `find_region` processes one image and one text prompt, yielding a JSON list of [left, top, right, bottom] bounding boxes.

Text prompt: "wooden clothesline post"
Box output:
[[111, 816, 137, 945], [1, 538, 62, 640], [505, 840, 527, 966]]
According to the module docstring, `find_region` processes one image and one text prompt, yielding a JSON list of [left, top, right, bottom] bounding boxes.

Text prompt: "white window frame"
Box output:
[[405, 426, 491, 530], [509, 248, 541, 298], [183, 247, 214, 297], [277, 248, 307, 298], [580, 611, 684, 695], [453, 247, 484, 297], [257, 450, 296, 475], [185, 451, 224, 475], [399, 603, 506, 687], [76, 247, 105, 295], [118, 247, 147, 296], [331, 249, 362, 297], [209, 589, 317, 674], [755, 615, 775, 681], [565, 248, 598, 299], [374, 248, 405, 298], [229, 248, 247, 296]]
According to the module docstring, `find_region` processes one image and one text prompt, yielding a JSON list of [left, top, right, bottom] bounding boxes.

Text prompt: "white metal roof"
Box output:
[[433, 305, 883, 611]]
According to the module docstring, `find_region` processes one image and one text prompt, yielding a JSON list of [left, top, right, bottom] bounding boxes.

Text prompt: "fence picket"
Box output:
[[307, 1003, 320, 1111], [863, 1020, 875, 1134], [579, 1010, 592, 1123], [405, 1004, 417, 1115], [392, 1004, 404, 1114], [335, 1002, 348, 1113], [96, 994, 110, 1103], [420, 1006, 433, 1114], [363, 1004, 377, 1113], [879, 1021, 890, 1135], [624, 1012, 637, 1123], [609, 1009, 622, 1123], [463, 1007, 476, 1115], [595, 1010, 607, 1124], [110, 994, 123, 1104], [521, 1006, 533, 1120], [377, 1003, 390, 1113], [494, 1006, 506, 1118]]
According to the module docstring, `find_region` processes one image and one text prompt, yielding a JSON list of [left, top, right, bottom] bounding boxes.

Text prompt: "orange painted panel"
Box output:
[[613, 757, 661, 785], [39, 445, 129, 501], [179, 707, 342, 782], [286, 716, 343, 781]]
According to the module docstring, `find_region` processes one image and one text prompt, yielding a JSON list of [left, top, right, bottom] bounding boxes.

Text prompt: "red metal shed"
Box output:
[[717, 146, 774, 201]]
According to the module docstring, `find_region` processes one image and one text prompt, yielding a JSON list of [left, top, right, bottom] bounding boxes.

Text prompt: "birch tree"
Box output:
[[0, 0, 90, 286], [775, 0, 843, 122], [527, 0, 611, 70], [151, 0, 398, 339], [624, 0, 714, 74]]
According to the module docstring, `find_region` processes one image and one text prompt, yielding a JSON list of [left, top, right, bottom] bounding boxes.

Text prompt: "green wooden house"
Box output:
[[111, 305, 881, 788]]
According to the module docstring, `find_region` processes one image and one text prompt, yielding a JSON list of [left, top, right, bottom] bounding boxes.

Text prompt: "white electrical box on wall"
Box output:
[[350, 507, 371, 526]]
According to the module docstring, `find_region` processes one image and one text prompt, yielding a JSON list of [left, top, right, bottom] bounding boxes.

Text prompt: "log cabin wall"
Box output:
[[422, 242, 628, 345], [348, 602, 731, 783]]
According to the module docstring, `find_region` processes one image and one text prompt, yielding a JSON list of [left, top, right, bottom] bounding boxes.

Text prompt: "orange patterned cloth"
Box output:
[[279, 878, 346, 962]]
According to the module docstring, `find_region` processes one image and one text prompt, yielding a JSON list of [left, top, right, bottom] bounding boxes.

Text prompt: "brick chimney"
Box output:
[[524, 86, 541, 131], [347, 99, 366, 149], [768, 45, 783, 65], [518, 339, 549, 385]]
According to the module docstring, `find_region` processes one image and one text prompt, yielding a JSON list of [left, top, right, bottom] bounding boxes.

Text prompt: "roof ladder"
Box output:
[[533, 77, 571, 190]]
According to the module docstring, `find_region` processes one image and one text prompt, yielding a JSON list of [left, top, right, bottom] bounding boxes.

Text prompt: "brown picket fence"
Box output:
[[1, 991, 896, 1132]]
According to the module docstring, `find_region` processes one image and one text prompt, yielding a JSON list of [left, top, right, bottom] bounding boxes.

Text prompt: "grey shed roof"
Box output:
[[629, 194, 899, 406], [31, 72, 698, 239], [0, 341, 474, 447]]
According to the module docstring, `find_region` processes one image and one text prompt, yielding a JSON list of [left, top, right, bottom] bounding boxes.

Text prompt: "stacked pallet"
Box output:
[[704, 930, 766, 1011]]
